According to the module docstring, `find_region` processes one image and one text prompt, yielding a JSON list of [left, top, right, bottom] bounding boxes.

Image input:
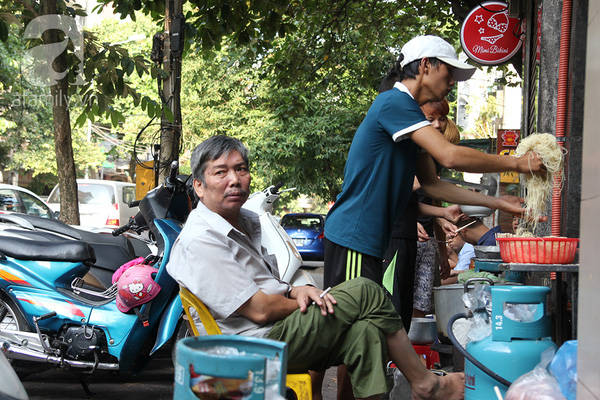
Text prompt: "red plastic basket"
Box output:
[[496, 237, 579, 264]]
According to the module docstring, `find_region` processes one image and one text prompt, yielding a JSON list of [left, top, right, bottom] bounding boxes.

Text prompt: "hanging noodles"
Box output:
[[513, 133, 564, 236]]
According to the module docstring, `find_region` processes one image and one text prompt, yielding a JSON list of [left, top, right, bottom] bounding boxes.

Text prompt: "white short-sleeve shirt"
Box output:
[[455, 243, 476, 272], [166, 201, 289, 337]]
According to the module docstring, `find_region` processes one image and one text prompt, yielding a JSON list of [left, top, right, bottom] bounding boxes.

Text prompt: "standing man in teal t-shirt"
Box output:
[[324, 36, 545, 399], [324, 35, 544, 303]]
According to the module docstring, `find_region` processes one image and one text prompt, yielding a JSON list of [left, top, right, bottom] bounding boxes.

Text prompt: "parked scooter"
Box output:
[[242, 183, 316, 287], [0, 164, 314, 376], [0, 163, 189, 374], [0, 213, 154, 289]]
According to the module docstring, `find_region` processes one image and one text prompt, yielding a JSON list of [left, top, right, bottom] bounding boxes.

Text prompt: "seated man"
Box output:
[[167, 135, 464, 400], [442, 233, 475, 285], [441, 218, 502, 284], [454, 217, 502, 247]]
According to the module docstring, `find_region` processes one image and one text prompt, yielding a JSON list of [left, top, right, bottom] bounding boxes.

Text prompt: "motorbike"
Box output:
[[0, 163, 313, 377], [0, 163, 188, 375], [242, 183, 315, 286]]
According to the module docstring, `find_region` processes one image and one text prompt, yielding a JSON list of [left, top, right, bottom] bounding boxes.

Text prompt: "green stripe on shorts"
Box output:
[[345, 250, 351, 281]]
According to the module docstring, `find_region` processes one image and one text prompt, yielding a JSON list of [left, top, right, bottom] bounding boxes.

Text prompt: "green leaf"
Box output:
[[147, 102, 154, 118], [116, 74, 125, 96], [75, 112, 88, 127], [102, 80, 114, 95], [0, 20, 8, 42], [126, 59, 135, 75], [110, 110, 119, 126], [97, 95, 106, 113], [141, 96, 149, 111]]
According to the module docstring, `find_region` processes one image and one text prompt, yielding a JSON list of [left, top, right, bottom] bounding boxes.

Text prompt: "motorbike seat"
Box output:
[[0, 236, 96, 263], [4, 214, 151, 275]]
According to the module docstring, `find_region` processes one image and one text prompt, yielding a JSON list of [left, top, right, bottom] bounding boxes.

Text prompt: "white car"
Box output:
[[47, 179, 138, 228], [0, 183, 56, 219]]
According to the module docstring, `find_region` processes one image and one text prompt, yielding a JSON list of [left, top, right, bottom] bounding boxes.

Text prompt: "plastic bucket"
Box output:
[[174, 335, 288, 400]]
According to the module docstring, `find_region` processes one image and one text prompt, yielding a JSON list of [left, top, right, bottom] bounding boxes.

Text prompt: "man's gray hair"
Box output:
[[190, 135, 249, 183]]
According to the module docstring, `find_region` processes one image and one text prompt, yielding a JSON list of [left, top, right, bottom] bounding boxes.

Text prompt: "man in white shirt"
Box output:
[[167, 135, 464, 400]]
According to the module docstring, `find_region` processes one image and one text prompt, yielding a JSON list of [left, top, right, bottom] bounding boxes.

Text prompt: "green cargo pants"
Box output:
[[267, 277, 404, 398]]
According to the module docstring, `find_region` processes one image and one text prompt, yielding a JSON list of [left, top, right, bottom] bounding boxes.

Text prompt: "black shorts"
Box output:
[[383, 237, 417, 328], [323, 237, 383, 288]]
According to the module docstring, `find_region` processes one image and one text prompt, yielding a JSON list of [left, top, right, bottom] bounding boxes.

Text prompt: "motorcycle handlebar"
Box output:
[[271, 182, 284, 194], [112, 220, 133, 236], [168, 161, 179, 182], [128, 200, 141, 208]]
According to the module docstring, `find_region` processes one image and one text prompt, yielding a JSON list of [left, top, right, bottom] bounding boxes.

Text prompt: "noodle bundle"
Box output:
[[513, 133, 564, 235]]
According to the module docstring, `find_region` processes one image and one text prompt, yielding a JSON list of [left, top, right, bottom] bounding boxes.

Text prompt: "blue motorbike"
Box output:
[[0, 163, 191, 375]]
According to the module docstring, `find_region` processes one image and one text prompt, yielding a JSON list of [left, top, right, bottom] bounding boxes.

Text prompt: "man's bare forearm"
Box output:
[[419, 179, 497, 206], [411, 125, 543, 174], [238, 291, 298, 325]]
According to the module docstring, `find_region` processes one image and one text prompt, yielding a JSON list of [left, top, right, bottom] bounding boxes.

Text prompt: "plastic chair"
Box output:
[[412, 344, 441, 370], [180, 286, 313, 400]]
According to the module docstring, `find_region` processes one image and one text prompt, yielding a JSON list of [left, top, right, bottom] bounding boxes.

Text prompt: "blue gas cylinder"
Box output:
[[464, 286, 556, 400], [173, 335, 288, 400]]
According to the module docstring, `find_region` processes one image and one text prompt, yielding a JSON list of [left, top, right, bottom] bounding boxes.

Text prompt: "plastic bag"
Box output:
[[451, 317, 472, 348], [388, 366, 411, 400], [200, 346, 285, 399], [549, 340, 577, 400], [461, 283, 492, 343], [505, 348, 565, 400], [503, 303, 539, 322]]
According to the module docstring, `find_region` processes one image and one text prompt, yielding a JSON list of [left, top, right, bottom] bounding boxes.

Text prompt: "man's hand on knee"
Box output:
[[290, 286, 337, 316]]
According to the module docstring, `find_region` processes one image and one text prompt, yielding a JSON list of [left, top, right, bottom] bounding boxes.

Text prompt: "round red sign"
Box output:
[[460, 1, 523, 65]]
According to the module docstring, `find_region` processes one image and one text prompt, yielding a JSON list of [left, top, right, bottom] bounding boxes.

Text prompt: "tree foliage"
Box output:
[[0, 1, 163, 179], [174, 0, 461, 201], [466, 95, 501, 138], [2, 0, 466, 207]]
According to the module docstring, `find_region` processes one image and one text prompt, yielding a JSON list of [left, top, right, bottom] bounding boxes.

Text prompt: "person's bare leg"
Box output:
[[336, 365, 356, 400], [309, 370, 324, 400], [386, 329, 464, 400], [412, 308, 426, 318]]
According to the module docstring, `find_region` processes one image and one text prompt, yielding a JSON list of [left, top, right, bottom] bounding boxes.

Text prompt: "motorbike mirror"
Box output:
[[164, 161, 180, 188]]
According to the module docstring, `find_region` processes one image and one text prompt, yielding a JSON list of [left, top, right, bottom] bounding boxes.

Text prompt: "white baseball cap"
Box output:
[[400, 35, 476, 82]]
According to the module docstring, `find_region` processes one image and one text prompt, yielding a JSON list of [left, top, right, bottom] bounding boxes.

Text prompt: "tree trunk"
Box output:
[[158, 0, 183, 183], [43, 0, 80, 225], [128, 150, 137, 182]]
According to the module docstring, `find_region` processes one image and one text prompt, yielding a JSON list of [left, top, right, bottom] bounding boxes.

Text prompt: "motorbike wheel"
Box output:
[[171, 317, 194, 367], [175, 316, 193, 341], [0, 293, 48, 378], [0, 294, 28, 332]]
